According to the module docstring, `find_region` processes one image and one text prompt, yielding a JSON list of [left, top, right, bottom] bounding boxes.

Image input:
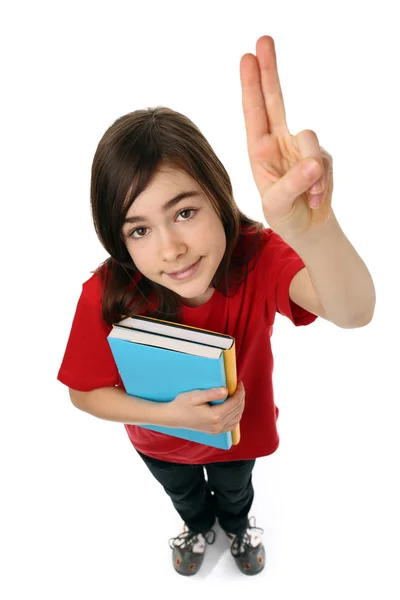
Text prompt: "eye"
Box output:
[[178, 209, 196, 220], [130, 227, 148, 239], [129, 208, 198, 239]]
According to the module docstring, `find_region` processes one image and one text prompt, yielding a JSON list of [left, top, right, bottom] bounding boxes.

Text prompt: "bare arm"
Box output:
[[69, 386, 171, 426], [69, 382, 245, 435], [287, 212, 375, 328]]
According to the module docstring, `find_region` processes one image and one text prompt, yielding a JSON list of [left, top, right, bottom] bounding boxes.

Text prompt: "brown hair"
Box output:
[[90, 106, 265, 325]]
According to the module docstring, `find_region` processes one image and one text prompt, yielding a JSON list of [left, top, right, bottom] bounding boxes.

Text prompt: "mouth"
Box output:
[[165, 257, 202, 280]]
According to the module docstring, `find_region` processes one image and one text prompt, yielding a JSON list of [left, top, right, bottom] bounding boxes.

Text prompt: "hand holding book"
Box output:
[[164, 381, 245, 435]]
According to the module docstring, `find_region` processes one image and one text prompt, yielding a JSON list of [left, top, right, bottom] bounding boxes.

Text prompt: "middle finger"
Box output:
[[256, 36, 288, 134]]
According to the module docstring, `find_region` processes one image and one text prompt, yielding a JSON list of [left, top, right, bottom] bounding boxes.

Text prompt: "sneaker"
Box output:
[[169, 523, 216, 576], [225, 516, 265, 575]]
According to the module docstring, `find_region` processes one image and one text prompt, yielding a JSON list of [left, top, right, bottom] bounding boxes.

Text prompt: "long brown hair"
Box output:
[[90, 106, 265, 325]]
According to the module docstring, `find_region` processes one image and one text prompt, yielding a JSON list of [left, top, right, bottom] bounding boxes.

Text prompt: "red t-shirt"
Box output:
[[57, 228, 317, 464]]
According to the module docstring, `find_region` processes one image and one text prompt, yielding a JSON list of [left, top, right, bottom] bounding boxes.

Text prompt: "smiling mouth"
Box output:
[[165, 257, 202, 280], [167, 259, 199, 275]]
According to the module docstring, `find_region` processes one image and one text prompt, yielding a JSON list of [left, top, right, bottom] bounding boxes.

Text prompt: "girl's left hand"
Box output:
[[240, 36, 334, 241]]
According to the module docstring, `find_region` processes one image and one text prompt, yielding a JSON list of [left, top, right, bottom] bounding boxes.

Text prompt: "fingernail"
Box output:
[[309, 194, 323, 209], [310, 181, 323, 194]]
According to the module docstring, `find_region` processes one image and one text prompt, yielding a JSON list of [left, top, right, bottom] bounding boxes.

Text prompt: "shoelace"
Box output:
[[169, 528, 216, 551], [230, 516, 264, 558]]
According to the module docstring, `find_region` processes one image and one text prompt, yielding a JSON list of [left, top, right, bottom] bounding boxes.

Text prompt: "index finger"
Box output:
[[240, 52, 269, 148]]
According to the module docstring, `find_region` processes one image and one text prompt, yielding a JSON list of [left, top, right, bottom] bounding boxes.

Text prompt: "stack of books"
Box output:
[[107, 314, 240, 450]]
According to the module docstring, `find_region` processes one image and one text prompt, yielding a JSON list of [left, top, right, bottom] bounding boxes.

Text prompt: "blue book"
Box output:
[[107, 315, 240, 450]]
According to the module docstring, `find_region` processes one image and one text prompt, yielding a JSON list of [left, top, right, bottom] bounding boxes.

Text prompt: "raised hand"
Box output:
[[240, 36, 334, 241]]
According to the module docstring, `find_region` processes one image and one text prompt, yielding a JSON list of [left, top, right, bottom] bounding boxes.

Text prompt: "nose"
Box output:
[[158, 229, 187, 263]]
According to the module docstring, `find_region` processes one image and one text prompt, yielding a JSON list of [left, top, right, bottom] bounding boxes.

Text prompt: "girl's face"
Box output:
[[122, 167, 226, 307]]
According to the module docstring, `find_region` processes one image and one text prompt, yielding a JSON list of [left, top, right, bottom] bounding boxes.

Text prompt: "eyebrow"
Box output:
[[124, 190, 201, 226]]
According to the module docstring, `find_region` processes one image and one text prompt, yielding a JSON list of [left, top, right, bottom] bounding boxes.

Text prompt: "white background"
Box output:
[[1, 1, 399, 598]]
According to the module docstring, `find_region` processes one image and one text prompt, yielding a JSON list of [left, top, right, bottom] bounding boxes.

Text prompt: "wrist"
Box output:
[[280, 208, 338, 251], [150, 399, 177, 428]]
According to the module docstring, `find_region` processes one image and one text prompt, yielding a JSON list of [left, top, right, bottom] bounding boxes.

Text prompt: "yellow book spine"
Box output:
[[223, 342, 241, 445]]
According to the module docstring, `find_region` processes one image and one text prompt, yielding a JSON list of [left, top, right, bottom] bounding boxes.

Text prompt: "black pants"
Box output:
[[136, 450, 256, 536]]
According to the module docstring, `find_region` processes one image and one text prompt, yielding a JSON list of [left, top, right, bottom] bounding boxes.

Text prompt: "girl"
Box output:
[[57, 36, 375, 577]]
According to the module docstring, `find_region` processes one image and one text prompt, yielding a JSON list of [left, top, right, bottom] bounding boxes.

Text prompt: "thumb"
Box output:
[[263, 159, 322, 217], [190, 386, 227, 405]]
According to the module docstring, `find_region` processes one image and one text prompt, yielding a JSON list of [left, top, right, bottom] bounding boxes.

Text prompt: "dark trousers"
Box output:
[[136, 450, 256, 535]]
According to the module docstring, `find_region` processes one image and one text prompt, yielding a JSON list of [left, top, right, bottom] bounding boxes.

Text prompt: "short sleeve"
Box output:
[[260, 229, 318, 327], [57, 273, 120, 391]]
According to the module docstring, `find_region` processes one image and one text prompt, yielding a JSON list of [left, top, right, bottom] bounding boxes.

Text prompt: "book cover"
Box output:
[[107, 316, 239, 450]]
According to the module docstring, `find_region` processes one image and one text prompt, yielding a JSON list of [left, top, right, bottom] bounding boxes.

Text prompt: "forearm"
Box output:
[[69, 386, 172, 426], [285, 211, 376, 327]]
